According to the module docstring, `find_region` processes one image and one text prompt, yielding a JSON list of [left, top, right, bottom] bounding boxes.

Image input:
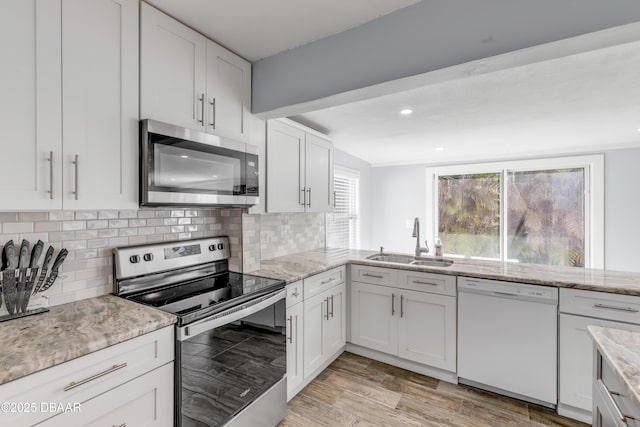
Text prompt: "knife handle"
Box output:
[[50, 249, 68, 272], [30, 240, 44, 268], [41, 246, 54, 270], [18, 240, 30, 269], [4, 241, 15, 270]]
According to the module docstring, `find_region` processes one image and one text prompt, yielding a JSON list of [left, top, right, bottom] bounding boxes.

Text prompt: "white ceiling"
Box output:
[[292, 41, 640, 167], [144, 0, 419, 61]]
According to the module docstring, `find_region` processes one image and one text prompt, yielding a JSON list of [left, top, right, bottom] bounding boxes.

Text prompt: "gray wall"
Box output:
[[333, 148, 373, 250], [369, 148, 640, 272], [253, 0, 640, 114]]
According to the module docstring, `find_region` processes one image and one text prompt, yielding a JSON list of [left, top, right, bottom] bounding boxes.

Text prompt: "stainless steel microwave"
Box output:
[[140, 119, 259, 207]]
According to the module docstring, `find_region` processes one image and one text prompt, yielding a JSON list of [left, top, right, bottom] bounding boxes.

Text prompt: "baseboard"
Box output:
[[557, 403, 592, 424], [345, 343, 458, 384]]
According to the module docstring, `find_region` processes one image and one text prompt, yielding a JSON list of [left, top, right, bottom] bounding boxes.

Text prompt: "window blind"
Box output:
[[327, 166, 360, 249]]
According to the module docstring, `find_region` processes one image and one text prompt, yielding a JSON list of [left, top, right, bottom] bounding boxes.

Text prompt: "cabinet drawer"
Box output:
[[601, 357, 640, 425], [304, 266, 345, 298], [0, 327, 174, 426], [398, 270, 456, 296], [350, 265, 397, 287], [560, 289, 640, 324], [39, 362, 174, 426], [286, 280, 304, 308]]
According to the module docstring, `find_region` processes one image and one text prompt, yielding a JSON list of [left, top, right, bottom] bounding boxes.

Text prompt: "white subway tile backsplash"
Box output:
[[108, 237, 129, 247], [163, 218, 178, 226], [98, 211, 118, 219], [49, 231, 75, 241], [35, 221, 61, 232], [87, 220, 109, 229], [19, 212, 48, 221], [118, 210, 137, 219], [75, 211, 98, 220], [87, 239, 109, 249], [128, 219, 146, 227], [119, 228, 138, 237], [3, 222, 34, 233], [49, 211, 74, 221], [137, 210, 155, 219], [108, 219, 128, 228], [62, 221, 86, 231], [98, 229, 119, 238], [75, 230, 98, 240]]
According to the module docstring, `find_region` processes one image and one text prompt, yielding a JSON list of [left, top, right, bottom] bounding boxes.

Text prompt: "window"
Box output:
[[327, 166, 360, 249], [426, 155, 603, 268]]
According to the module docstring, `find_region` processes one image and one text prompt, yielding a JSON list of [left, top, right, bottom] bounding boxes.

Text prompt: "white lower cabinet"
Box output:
[[303, 282, 346, 379], [349, 266, 457, 373], [38, 362, 173, 427], [0, 327, 174, 426], [559, 289, 640, 423], [286, 300, 304, 400]]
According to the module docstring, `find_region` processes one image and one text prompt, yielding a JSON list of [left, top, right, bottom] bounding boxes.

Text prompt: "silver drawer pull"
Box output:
[[63, 363, 128, 392], [291, 287, 300, 297], [412, 280, 437, 286], [594, 303, 639, 313], [321, 277, 336, 285], [113, 424, 126, 427], [287, 315, 293, 344], [363, 273, 383, 279], [598, 379, 628, 423]]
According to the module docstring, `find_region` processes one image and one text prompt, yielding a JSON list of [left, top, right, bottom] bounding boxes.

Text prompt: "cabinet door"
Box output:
[[559, 314, 640, 413], [350, 282, 398, 355], [398, 290, 456, 371], [140, 2, 206, 130], [0, 0, 62, 210], [266, 121, 305, 213], [286, 302, 303, 400], [303, 291, 327, 379], [62, 0, 138, 210], [305, 133, 334, 213], [326, 282, 346, 356], [206, 41, 251, 142], [40, 362, 173, 427]]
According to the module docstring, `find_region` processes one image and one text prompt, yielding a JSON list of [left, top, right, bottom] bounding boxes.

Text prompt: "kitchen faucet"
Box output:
[[411, 217, 429, 257]]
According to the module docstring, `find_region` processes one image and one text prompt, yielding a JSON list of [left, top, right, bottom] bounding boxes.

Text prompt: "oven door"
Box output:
[[176, 289, 287, 427], [140, 119, 259, 207]]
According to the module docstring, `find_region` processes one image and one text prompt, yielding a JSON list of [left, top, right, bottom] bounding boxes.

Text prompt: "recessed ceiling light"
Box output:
[[400, 109, 413, 115], [436, 147, 444, 151], [180, 155, 189, 158]]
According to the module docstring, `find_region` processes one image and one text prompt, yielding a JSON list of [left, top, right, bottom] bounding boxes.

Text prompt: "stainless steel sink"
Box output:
[[410, 259, 454, 268], [366, 254, 454, 268], [366, 254, 414, 264]]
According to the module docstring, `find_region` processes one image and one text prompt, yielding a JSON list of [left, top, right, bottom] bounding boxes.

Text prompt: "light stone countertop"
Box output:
[[588, 325, 640, 408], [0, 294, 176, 385], [249, 248, 640, 295]]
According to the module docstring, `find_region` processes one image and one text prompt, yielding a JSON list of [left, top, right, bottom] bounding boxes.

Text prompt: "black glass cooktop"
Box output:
[[126, 271, 284, 326]]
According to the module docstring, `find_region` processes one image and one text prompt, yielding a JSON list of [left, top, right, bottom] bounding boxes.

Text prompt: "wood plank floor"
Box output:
[[279, 352, 588, 427]]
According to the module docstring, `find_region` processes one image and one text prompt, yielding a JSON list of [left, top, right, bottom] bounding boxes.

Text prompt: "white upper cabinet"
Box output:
[[62, 0, 138, 210], [0, 0, 137, 211], [206, 41, 251, 142], [141, 3, 251, 143], [140, 2, 206, 131], [266, 119, 334, 213], [0, 0, 62, 210]]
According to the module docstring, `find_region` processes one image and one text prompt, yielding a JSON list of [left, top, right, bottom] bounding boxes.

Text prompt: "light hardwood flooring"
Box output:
[[280, 352, 588, 427]]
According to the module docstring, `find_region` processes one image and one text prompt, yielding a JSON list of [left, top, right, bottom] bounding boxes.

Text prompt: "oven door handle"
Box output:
[[177, 289, 286, 341]]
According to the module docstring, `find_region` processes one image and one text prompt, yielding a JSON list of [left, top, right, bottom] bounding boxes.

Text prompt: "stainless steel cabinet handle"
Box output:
[[598, 379, 630, 423], [400, 295, 404, 318], [412, 280, 437, 286], [198, 94, 204, 124], [300, 187, 306, 206], [113, 424, 126, 427], [307, 187, 311, 207], [63, 363, 128, 392], [333, 191, 337, 208], [321, 277, 336, 285], [330, 295, 334, 318], [594, 303, 639, 313], [391, 293, 395, 316], [72, 154, 79, 200], [324, 298, 329, 320], [363, 273, 383, 279], [48, 151, 54, 200], [292, 287, 299, 297], [209, 98, 216, 128], [287, 315, 293, 343]]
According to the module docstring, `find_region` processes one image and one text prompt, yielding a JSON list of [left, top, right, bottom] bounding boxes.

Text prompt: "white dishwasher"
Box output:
[[458, 277, 558, 407]]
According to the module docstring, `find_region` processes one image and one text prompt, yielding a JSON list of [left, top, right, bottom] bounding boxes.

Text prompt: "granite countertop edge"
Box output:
[[588, 325, 640, 408], [0, 294, 177, 386]]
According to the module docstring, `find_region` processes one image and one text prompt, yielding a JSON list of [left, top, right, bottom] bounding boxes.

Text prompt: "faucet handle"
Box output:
[[379, 246, 384, 254], [424, 240, 430, 252]]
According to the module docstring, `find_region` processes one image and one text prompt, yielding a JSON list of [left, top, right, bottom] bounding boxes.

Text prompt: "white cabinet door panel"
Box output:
[[286, 302, 303, 399], [206, 41, 251, 142], [0, 0, 62, 210], [398, 290, 456, 371], [325, 282, 346, 357], [350, 282, 398, 355], [62, 0, 138, 209], [266, 121, 305, 213], [304, 133, 333, 213], [303, 291, 327, 379], [140, 2, 206, 130]]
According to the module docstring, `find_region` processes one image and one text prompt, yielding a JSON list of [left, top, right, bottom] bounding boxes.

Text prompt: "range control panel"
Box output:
[[114, 236, 231, 279]]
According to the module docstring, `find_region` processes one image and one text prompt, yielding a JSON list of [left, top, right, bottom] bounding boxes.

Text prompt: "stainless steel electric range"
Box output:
[[113, 237, 287, 427]]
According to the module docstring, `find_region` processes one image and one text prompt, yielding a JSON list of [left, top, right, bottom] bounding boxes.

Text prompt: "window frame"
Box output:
[[425, 155, 604, 268], [327, 165, 361, 249]]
